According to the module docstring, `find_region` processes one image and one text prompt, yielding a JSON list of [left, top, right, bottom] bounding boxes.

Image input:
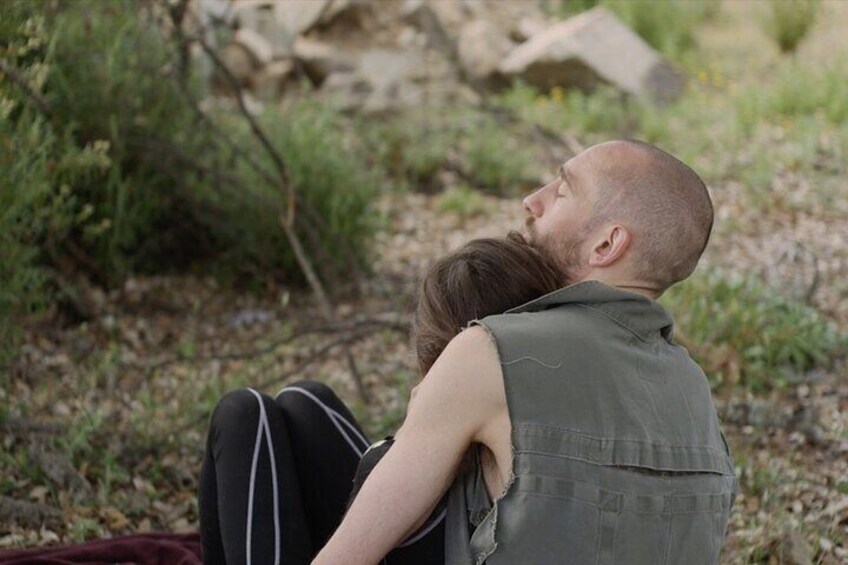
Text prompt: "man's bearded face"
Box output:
[[525, 214, 585, 284]]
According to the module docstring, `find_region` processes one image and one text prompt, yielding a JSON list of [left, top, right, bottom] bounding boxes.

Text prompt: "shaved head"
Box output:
[[582, 140, 713, 292]]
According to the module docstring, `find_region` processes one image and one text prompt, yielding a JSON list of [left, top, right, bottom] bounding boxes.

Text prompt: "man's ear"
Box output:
[[587, 225, 631, 268]]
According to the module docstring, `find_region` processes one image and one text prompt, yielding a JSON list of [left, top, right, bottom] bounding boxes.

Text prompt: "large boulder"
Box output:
[[457, 20, 514, 85], [230, 1, 295, 59], [293, 37, 356, 85], [499, 7, 685, 104], [401, 0, 463, 51], [273, 0, 332, 37], [233, 27, 274, 67]]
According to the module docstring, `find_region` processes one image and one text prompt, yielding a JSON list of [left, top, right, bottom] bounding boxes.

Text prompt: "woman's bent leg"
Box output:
[[199, 388, 313, 565], [274, 380, 372, 551]]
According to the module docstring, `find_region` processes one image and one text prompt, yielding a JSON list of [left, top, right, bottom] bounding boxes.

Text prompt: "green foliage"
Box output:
[[734, 60, 848, 133], [603, 0, 720, 61], [436, 185, 489, 219], [765, 62, 848, 125], [462, 118, 537, 195], [0, 3, 113, 354], [763, 0, 819, 54], [663, 270, 845, 390], [362, 114, 457, 192], [1, 0, 386, 317], [258, 101, 385, 277]]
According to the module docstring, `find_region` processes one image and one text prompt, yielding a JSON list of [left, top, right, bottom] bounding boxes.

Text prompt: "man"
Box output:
[[314, 140, 737, 564]]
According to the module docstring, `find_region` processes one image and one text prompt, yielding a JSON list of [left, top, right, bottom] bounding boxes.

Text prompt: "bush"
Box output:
[[255, 101, 385, 281], [0, 3, 112, 355], [763, 0, 819, 54], [603, 0, 720, 62], [499, 81, 637, 141], [361, 113, 458, 192], [1, 0, 386, 304], [662, 269, 845, 390], [462, 118, 537, 196], [436, 184, 489, 219]]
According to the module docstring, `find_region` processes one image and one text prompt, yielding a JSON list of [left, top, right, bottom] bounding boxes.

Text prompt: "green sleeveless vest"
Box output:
[[445, 281, 738, 565]]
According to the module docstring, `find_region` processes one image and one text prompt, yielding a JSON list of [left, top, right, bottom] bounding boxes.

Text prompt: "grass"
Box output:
[[436, 185, 490, 220], [662, 270, 845, 390], [763, 0, 820, 54]]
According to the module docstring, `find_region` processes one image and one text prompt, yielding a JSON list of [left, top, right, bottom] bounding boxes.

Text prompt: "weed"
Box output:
[[603, 0, 720, 62], [362, 114, 457, 192], [436, 185, 490, 220], [763, 0, 819, 54], [68, 518, 104, 543], [662, 269, 845, 390]]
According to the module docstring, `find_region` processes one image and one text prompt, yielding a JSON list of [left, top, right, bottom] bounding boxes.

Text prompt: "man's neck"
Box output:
[[572, 276, 660, 300]]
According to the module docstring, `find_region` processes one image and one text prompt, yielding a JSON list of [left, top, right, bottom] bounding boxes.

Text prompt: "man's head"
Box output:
[[524, 140, 713, 296]]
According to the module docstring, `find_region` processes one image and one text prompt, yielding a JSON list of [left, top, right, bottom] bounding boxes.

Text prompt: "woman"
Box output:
[[198, 233, 563, 564]]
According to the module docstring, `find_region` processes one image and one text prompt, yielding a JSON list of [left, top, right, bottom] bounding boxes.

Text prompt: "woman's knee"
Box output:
[[210, 388, 264, 431], [275, 379, 340, 408]]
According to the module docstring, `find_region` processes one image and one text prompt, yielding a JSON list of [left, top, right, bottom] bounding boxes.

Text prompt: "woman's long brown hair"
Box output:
[[413, 232, 564, 375]]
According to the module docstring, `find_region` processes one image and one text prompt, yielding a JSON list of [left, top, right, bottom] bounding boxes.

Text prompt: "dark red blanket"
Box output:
[[0, 532, 201, 564]]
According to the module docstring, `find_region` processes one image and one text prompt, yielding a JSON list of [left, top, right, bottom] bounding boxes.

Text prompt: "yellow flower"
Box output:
[[550, 86, 565, 102]]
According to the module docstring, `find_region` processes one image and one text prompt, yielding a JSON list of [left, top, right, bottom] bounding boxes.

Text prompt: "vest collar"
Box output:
[[506, 280, 675, 341]]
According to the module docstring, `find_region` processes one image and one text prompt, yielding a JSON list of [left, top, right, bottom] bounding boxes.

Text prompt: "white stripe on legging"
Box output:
[[246, 388, 281, 565], [276, 386, 370, 455], [277, 384, 447, 548], [397, 506, 447, 547]]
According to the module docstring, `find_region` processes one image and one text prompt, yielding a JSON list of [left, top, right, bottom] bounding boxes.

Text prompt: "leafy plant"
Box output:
[[604, 0, 720, 62], [436, 185, 490, 219], [663, 269, 845, 390], [462, 118, 537, 195], [763, 0, 819, 54]]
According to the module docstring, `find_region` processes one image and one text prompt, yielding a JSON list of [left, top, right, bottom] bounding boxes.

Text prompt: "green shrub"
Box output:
[[0, 3, 114, 357], [436, 185, 489, 219], [462, 118, 537, 195], [662, 269, 845, 390], [604, 0, 720, 62], [1, 0, 386, 303], [258, 101, 385, 279], [499, 81, 637, 141], [765, 62, 848, 125], [362, 114, 458, 192], [763, 0, 819, 54]]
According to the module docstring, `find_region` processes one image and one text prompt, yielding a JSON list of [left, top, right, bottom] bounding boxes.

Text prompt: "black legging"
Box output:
[[198, 380, 445, 565]]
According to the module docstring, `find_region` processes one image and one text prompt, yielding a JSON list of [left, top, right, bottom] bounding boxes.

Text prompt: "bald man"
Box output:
[[314, 140, 736, 565]]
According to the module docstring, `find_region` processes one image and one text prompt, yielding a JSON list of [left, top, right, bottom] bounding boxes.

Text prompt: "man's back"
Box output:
[[446, 281, 738, 565]]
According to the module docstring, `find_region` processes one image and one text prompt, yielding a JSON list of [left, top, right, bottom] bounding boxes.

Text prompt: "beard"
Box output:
[[525, 215, 583, 285]]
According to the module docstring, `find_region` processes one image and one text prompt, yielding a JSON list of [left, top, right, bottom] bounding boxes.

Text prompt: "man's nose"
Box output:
[[523, 187, 544, 217]]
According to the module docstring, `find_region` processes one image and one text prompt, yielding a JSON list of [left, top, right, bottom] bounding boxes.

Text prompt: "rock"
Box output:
[[218, 42, 256, 86], [401, 0, 455, 51], [234, 27, 273, 66], [28, 446, 92, 494], [318, 0, 371, 29], [293, 37, 356, 86], [356, 49, 425, 113], [775, 531, 815, 565], [273, 0, 331, 37], [457, 20, 513, 84], [498, 7, 685, 104], [252, 60, 295, 100], [0, 495, 63, 529], [513, 16, 548, 42], [232, 1, 294, 59]]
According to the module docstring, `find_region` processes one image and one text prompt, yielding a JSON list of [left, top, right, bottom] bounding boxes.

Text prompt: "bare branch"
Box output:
[[180, 24, 370, 401]]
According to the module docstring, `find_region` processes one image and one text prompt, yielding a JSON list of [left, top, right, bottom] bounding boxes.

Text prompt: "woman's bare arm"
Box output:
[[311, 326, 504, 565]]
